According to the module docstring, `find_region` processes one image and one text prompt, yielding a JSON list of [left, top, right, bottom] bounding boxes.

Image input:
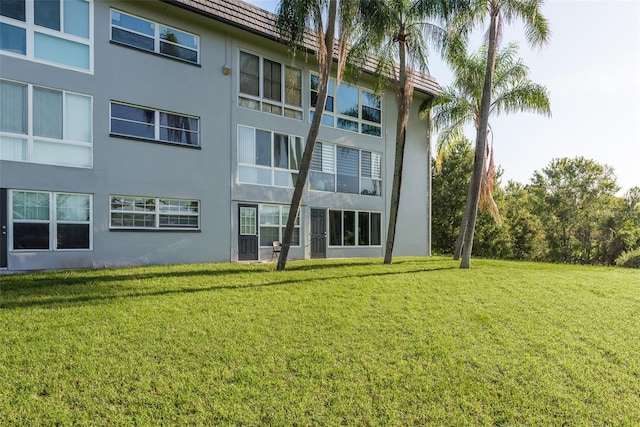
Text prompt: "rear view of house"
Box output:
[[0, 0, 435, 271]]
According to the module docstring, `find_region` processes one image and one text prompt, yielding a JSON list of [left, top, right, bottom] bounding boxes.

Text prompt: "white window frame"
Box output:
[[309, 73, 382, 137], [237, 124, 304, 188], [328, 209, 382, 248], [310, 142, 383, 196], [0, 0, 94, 73], [9, 190, 93, 251], [109, 9, 200, 64], [109, 196, 200, 231], [238, 49, 303, 120], [109, 101, 200, 147], [258, 204, 301, 247], [0, 78, 93, 168]]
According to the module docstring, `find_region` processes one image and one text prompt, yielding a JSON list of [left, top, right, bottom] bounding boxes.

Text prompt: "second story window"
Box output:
[[110, 102, 199, 147], [0, 0, 92, 71], [239, 51, 302, 120], [110, 9, 199, 64], [310, 74, 382, 137], [0, 79, 93, 168], [237, 125, 304, 187]]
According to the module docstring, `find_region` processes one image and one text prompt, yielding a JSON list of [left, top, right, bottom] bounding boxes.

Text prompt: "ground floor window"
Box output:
[[329, 209, 381, 247], [259, 204, 300, 247], [11, 190, 92, 250], [110, 196, 199, 230]]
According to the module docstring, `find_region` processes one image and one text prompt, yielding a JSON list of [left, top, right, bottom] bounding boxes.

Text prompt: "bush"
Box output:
[[616, 248, 640, 268]]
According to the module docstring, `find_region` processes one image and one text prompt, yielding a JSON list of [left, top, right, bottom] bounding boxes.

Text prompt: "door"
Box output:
[[1, 189, 7, 268], [310, 208, 326, 259], [238, 204, 258, 261]]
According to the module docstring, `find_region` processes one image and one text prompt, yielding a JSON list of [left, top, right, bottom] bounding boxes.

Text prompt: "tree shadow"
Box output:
[[1, 265, 456, 310]]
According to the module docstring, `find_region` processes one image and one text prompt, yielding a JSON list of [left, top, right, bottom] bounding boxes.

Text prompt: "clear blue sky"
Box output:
[[245, 0, 640, 193]]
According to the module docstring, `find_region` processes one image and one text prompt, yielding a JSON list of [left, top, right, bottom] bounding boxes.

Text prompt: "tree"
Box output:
[[529, 157, 619, 264], [427, 42, 551, 261], [431, 136, 474, 254], [451, 0, 550, 268], [349, 0, 456, 264], [275, 0, 358, 270]]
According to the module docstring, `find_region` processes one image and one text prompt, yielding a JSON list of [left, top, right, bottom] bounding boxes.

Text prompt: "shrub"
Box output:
[[616, 248, 640, 268]]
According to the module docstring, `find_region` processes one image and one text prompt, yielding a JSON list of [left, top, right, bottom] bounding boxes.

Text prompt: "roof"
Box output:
[[161, 0, 441, 96]]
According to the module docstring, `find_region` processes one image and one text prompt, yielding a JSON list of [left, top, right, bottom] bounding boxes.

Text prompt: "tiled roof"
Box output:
[[162, 0, 441, 96]]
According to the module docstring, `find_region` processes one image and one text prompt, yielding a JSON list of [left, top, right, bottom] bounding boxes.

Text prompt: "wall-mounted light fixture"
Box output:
[[222, 66, 231, 75]]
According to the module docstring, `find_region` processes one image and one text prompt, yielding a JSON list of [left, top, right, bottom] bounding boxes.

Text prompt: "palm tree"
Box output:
[[275, 0, 358, 270], [451, 0, 550, 268], [427, 42, 551, 259], [349, 0, 457, 264]]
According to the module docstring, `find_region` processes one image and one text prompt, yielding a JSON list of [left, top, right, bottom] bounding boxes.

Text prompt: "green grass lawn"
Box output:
[[1, 257, 639, 426]]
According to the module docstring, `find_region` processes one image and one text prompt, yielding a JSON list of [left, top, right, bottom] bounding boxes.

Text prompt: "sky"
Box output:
[[244, 0, 640, 193]]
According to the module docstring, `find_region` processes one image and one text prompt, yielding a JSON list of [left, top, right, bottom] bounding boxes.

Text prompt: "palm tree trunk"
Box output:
[[277, 0, 337, 271], [453, 180, 473, 259], [384, 39, 410, 264], [460, 12, 498, 269]]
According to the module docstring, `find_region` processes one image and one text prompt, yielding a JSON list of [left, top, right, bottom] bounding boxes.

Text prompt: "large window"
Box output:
[[310, 74, 382, 137], [329, 210, 381, 247], [110, 102, 199, 147], [0, 79, 92, 167], [239, 51, 302, 119], [259, 204, 300, 247], [110, 9, 199, 64], [310, 142, 382, 196], [0, 0, 92, 71], [11, 190, 92, 250], [238, 125, 304, 187], [110, 196, 200, 230]]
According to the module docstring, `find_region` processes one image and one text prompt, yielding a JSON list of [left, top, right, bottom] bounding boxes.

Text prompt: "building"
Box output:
[[0, 0, 437, 271]]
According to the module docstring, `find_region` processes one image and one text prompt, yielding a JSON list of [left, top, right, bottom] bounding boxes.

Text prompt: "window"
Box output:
[[310, 142, 382, 196], [239, 51, 303, 119], [329, 210, 381, 247], [0, 79, 92, 167], [110, 196, 200, 230], [238, 125, 304, 187], [110, 9, 199, 64], [310, 74, 382, 136], [110, 102, 199, 147], [11, 190, 91, 250], [259, 204, 300, 247], [1, 0, 92, 71]]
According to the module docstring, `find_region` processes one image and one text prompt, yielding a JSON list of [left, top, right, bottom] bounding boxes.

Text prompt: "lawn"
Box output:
[[1, 257, 639, 425]]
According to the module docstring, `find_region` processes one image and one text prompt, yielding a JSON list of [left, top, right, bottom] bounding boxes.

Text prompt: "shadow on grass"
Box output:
[[0, 265, 456, 310]]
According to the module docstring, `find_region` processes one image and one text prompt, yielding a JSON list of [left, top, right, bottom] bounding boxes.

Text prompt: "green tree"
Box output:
[[431, 136, 474, 254], [451, 0, 550, 268], [276, 0, 358, 270], [349, 0, 458, 264], [529, 157, 620, 264], [501, 180, 547, 261]]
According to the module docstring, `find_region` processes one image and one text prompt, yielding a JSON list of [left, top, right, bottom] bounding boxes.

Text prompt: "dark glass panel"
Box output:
[[240, 52, 259, 96], [0, 23, 26, 55], [371, 213, 381, 245], [343, 211, 355, 246], [160, 42, 197, 63], [57, 223, 89, 249], [111, 103, 155, 123], [111, 27, 154, 51], [111, 119, 155, 139], [13, 223, 49, 249], [255, 129, 271, 167], [329, 210, 342, 246], [362, 106, 381, 123], [358, 212, 370, 246], [0, 0, 25, 21], [34, 0, 60, 31], [273, 133, 288, 169]]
